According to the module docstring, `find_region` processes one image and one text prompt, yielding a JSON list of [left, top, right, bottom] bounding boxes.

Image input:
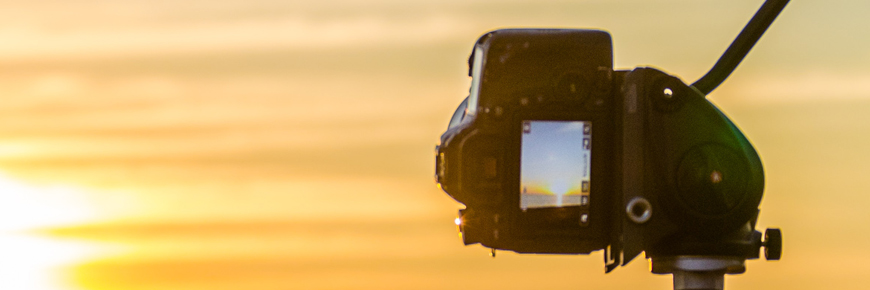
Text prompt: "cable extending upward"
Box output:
[[691, 0, 790, 96]]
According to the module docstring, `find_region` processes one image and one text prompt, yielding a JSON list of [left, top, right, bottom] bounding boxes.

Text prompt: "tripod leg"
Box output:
[[673, 270, 725, 290], [650, 256, 745, 290]]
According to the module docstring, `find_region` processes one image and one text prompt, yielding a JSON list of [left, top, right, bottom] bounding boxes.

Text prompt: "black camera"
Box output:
[[437, 29, 615, 255], [435, 1, 787, 275]]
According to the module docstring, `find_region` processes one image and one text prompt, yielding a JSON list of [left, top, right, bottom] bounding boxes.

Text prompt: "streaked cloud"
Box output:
[[713, 71, 870, 106], [0, 14, 472, 61]]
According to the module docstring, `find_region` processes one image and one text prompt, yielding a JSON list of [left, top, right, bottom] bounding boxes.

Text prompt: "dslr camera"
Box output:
[[435, 1, 786, 275]]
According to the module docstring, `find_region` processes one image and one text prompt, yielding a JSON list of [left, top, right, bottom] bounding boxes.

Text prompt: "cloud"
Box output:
[[713, 71, 870, 106], [0, 15, 473, 61], [557, 121, 587, 133]]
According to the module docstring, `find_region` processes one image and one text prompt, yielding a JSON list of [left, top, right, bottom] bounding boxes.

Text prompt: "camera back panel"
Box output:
[[439, 29, 616, 254]]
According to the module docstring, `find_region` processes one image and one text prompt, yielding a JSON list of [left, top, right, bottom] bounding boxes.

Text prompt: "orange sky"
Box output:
[[1, 0, 870, 289]]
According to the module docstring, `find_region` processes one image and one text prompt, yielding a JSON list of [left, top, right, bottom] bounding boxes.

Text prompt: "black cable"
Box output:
[[691, 0, 790, 96]]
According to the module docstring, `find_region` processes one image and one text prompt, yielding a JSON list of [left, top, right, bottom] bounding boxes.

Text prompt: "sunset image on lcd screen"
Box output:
[[520, 120, 591, 210]]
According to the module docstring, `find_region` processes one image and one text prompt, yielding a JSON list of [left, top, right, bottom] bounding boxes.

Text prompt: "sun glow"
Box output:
[[550, 180, 570, 196], [0, 234, 112, 290], [0, 172, 123, 290], [0, 173, 102, 232]]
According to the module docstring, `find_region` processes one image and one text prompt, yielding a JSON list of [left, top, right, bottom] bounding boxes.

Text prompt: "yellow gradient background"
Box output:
[[1, 0, 869, 289]]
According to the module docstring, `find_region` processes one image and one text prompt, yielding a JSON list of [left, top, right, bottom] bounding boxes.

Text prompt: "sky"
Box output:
[[520, 121, 589, 195], [520, 121, 590, 209], [1, 0, 870, 289]]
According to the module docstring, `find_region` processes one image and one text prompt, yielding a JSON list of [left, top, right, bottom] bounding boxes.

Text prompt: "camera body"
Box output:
[[435, 29, 765, 269]]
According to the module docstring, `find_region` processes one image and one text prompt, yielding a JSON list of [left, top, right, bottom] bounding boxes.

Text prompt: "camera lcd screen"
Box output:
[[520, 120, 591, 210]]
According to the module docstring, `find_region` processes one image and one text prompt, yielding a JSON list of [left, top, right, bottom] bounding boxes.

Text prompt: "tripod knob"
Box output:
[[763, 228, 782, 260]]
